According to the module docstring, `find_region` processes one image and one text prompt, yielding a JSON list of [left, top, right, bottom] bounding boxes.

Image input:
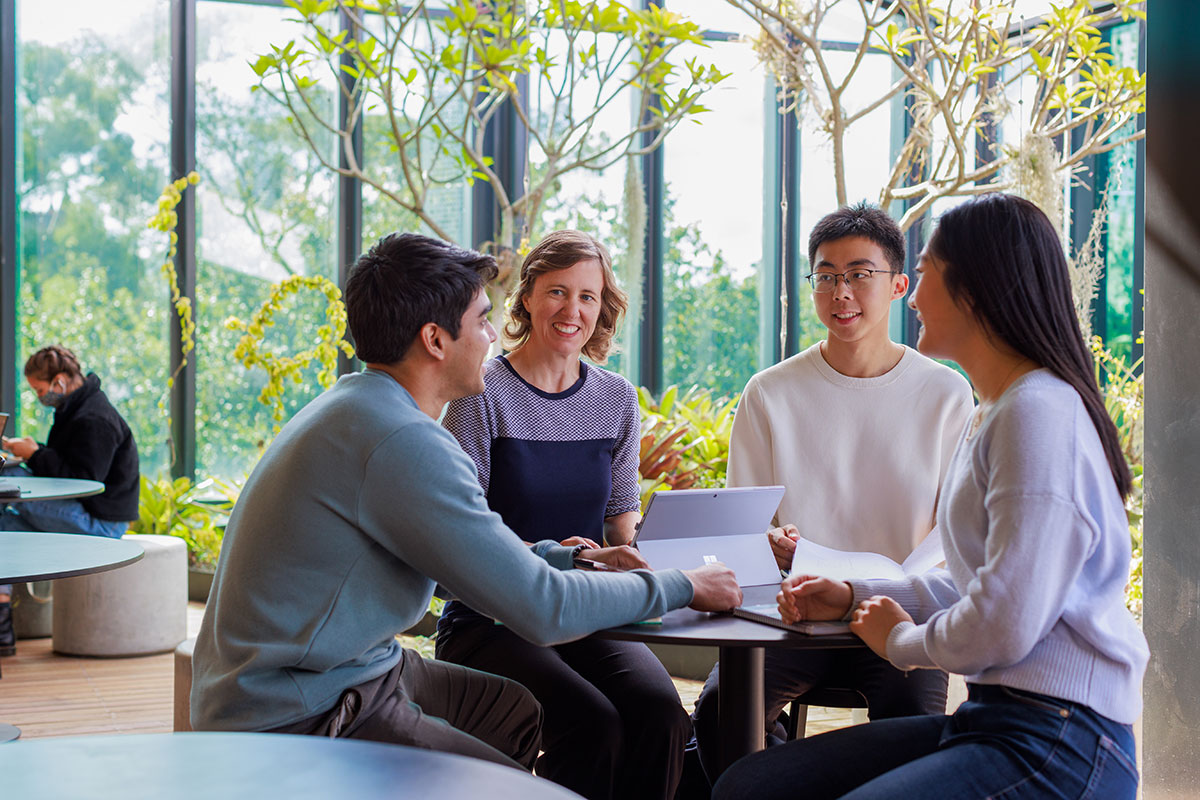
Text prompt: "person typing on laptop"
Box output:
[[0, 346, 139, 658], [689, 204, 973, 783]]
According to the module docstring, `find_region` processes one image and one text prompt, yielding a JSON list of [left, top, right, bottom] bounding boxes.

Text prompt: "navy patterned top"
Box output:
[[439, 354, 641, 625]]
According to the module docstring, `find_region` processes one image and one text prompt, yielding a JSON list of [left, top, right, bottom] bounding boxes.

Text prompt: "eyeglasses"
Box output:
[[805, 269, 897, 293]]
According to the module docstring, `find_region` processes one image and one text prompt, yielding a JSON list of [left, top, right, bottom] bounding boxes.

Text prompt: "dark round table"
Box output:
[[596, 606, 863, 773], [0, 732, 583, 798], [0, 532, 144, 742], [0, 476, 105, 503]]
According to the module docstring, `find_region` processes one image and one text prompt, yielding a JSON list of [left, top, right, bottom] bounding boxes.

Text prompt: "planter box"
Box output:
[[188, 568, 215, 603], [13, 580, 54, 639]]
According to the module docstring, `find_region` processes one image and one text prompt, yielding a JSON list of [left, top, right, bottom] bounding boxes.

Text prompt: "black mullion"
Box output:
[[0, 0, 16, 427], [638, 0, 663, 394], [780, 110, 802, 359], [1131, 19, 1145, 369], [170, 0, 197, 480], [338, 5, 363, 376]]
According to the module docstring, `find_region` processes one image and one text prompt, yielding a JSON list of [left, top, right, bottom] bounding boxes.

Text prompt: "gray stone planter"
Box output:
[[188, 568, 215, 603], [12, 580, 54, 639]]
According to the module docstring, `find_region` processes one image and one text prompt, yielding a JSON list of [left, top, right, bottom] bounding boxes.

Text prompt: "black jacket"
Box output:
[[26, 373, 139, 521]]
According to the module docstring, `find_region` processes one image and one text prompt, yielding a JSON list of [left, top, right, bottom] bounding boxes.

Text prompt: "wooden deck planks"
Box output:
[[1, 602, 854, 742]]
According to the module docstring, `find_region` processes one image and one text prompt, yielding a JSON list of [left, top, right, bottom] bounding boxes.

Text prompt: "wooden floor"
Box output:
[[0, 602, 854, 741]]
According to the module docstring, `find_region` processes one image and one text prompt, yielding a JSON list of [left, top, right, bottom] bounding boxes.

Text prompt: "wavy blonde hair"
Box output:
[[504, 230, 628, 363]]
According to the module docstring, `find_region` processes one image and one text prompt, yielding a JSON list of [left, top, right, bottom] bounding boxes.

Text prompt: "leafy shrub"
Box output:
[[637, 384, 738, 510], [127, 474, 238, 570]]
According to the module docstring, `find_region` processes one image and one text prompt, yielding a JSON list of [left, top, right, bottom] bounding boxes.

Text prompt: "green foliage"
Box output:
[[252, 0, 726, 262], [1090, 336, 1144, 619], [127, 474, 238, 570], [147, 172, 202, 396], [736, 0, 1146, 230], [637, 384, 738, 511]]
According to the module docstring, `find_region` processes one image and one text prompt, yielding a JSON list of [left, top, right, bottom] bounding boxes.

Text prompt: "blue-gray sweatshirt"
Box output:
[[191, 369, 693, 732]]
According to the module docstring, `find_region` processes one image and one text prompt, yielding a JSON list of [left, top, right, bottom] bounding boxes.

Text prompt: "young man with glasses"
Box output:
[[690, 203, 974, 784]]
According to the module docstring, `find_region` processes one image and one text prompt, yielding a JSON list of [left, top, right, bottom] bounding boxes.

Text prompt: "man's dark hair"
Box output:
[[344, 233, 498, 364], [808, 202, 906, 273]]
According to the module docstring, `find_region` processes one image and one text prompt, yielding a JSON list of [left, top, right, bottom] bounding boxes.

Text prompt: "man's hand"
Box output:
[[561, 536, 602, 550], [776, 574, 853, 623], [767, 524, 800, 570], [849, 595, 913, 660], [1, 436, 37, 459], [582, 545, 650, 571], [683, 563, 743, 612]]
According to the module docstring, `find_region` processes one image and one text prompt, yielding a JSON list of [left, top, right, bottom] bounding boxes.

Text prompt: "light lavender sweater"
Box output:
[[851, 370, 1148, 724]]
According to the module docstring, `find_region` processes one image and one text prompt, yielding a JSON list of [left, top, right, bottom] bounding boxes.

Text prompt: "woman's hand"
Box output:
[[776, 574, 853, 623], [1, 436, 38, 459], [583, 545, 651, 571], [767, 524, 800, 570], [560, 536, 601, 550], [849, 595, 913, 660]]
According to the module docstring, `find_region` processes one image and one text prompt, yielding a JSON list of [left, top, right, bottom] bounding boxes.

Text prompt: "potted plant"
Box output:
[[127, 474, 237, 602]]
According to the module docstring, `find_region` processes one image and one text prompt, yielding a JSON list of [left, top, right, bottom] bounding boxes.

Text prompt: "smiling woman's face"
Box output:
[[521, 258, 604, 358]]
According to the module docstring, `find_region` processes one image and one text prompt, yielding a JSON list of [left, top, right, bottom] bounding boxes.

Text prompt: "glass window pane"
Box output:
[[1102, 22, 1141, 362], [662, 37, 767, 397], [196, 1, 339, 480], [528, 27, 638, 380], [16, 0, 171, 474]]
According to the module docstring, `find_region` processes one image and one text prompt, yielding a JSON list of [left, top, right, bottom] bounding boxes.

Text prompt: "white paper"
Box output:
[[790, 533, 943, 581]]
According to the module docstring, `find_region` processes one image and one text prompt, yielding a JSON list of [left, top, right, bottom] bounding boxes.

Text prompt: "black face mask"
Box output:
[[38, 379, 67, 409]]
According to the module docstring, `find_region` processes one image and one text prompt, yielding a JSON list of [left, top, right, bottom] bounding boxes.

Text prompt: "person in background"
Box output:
[[437, 230, 691, 800], [714, 193, 1148, 800], [190, 232, 741, 771], [0, 345, 139, 657], [690, 204, 973, 784]]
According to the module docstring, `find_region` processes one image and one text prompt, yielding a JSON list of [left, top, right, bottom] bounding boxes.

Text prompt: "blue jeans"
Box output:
[[0, 497, 129, 595], [693, 644, 949, 783], [713, 683, 1138, 800]]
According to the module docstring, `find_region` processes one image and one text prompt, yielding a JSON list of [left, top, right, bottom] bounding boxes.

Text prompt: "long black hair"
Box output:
[[928, 193, 1132, 498]]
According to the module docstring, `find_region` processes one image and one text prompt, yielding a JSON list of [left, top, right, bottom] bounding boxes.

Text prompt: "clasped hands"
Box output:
[[775, 568, 913, 660], [560, 536, 650, 571]]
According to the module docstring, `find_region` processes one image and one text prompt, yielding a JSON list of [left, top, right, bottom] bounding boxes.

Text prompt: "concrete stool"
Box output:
[[174, 637, 196, 732], [52, 534, 187, 657]]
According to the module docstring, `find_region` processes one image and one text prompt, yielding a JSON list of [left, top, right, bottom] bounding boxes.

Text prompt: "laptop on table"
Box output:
[[632, 486, 851, 635]]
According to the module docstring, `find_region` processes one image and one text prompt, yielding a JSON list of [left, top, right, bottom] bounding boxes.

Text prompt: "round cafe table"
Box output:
[[0, 475, 105, 503], [595, 604, 863, 774], [0, 531, 143, 743], [0, 732, 583, 799]]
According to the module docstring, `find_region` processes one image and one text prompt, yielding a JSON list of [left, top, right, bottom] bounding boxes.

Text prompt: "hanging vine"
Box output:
[[147, 171, 201, 391], [225, 275, 356, 430]]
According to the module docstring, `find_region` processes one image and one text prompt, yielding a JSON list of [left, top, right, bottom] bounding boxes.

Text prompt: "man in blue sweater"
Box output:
[[191, 233, 742, 769]]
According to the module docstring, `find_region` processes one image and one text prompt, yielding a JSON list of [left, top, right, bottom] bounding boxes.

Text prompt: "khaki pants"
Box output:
[[269, 647, 542, 771]]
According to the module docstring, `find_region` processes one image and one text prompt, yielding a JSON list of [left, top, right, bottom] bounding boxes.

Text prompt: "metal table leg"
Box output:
[[717, 645, 765, 774]]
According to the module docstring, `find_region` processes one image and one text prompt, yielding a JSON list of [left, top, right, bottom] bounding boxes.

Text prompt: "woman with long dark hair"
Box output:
[[714, 194, 1148, 800]]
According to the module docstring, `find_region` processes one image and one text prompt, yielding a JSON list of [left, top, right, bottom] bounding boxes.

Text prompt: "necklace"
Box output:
[[967, 357, 1031, 439]]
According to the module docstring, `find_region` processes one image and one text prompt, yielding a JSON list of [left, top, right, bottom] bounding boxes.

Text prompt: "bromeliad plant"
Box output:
[[637, 384, 738, 510]]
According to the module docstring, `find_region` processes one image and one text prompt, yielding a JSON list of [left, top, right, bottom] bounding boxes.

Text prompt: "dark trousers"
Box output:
[[713, 684, 1138, 800], [268, 647, 542, 771], [691, 646, 948, 783], [436, 618, 692, 800]]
